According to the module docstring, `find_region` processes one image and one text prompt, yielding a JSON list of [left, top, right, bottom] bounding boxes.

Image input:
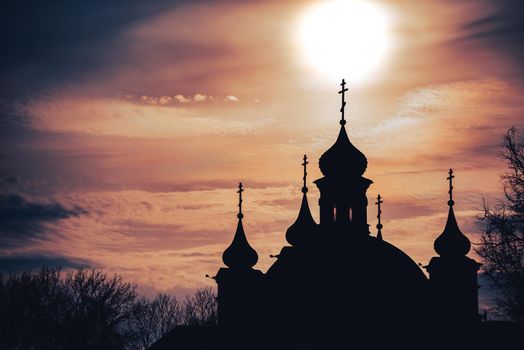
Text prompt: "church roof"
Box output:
[[266, 234, 428, 311], [222, 183, 258, 269], [434, 205, 471, 257], [318, 79, 367, 179], [318, 124, 368, 178], [222, 219, 258, 269], [286, 193, 318, 247], [433, 169, 471, 257], [286, 155, 319, 247]]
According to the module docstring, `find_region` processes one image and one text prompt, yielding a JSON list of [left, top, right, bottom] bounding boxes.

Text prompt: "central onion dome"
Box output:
[[319, 125, 368, 178]]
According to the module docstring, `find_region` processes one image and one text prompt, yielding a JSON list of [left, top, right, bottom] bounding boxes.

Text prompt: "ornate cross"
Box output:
[[375, 194, 383, 241], [237, 182, 244, 217], [447, 169, 454, 205], [375, 194, 383, 226], [338, 79, 349, 125], [302, 154, 309, 192]]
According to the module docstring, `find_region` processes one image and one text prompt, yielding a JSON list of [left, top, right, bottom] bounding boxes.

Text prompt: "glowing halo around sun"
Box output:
[[298, 0, 392, 84]]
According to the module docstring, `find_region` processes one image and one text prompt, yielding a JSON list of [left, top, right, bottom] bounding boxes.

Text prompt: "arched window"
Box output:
[[349, 207, 352, 221]]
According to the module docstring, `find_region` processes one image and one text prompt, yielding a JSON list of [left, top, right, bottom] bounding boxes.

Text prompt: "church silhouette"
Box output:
[[150, 80, 522, 349], [216, 79, 479, 343]]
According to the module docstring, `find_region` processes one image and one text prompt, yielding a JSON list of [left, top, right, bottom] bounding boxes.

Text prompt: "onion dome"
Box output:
[[319, 125, 368, 178], [286, 155, 318, 247], [434, 169, 471, 257], [319, 79, 367, 178], [434, 206, 471, 257], [222, 219, 258, 268], [286, 193, 317, 247], [222, 183, 258, 269]]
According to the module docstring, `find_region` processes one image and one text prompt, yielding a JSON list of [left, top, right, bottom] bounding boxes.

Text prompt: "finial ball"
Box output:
[[377, 223, 383, 230], [448, 200, 454, 207], [340, 119, 346, 126], [237, 213, 244, 219], [301, 186, 308, 194]]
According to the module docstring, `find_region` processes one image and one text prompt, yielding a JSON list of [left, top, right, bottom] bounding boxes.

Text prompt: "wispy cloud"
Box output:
[[19, 97, 274, 138], [0, 194, 87, 248], [0, 253, 91, 272], [131, 93, 228, 105], [224, 95, 239, 102]]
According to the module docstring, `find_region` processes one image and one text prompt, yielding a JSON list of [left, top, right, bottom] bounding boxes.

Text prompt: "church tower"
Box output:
[[285, 155, 319, 248], [314, 79, 373, 235], [425, 169, 481, 323], [215, 183, 263, 326]]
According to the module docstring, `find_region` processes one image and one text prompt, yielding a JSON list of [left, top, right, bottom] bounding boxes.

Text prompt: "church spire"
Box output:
[[434, 169, 471, 257], [286, 155, 318, 247], [376, 194, 383, 241], [222, 183, 258, 269]]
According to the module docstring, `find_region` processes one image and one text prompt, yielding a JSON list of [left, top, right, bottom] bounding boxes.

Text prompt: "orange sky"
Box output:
[[1, 0, 524, 307]]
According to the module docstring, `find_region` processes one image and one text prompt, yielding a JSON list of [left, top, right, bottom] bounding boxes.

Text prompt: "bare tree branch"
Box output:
[[476, 127, 524, 321]]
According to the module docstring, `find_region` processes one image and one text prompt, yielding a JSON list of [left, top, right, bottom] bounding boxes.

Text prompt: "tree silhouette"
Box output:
[[0, 268, 138, 349], [0, 268, 217, 349], [130, 293, 183, 349], [183, 288, 217, 326], [477, 127, 524, 321]]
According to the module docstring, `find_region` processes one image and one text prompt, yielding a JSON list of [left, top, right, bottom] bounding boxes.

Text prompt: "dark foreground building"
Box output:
[[150, 80, 522, 349]]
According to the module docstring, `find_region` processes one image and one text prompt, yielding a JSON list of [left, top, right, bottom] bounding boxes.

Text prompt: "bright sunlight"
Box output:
[[298, 0, 392, 84]]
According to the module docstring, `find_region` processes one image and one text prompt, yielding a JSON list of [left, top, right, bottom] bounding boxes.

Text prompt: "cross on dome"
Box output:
[[221, 183, 258, 269], [302, 154, 309, 194], [237, 182, 244, 219], [376, 194, 384, 241], [338, 78, 349, 126], [285, 155, 318, 247], [433, 169, 471, 257], [447, 169, 454, 207]]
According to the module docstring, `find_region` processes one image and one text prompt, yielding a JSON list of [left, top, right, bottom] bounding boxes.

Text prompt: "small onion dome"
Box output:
[[319, 125, 367, 178], [222, 216, 258, 269], [286, 192, 318, 247], [434, 205, 471, 257]]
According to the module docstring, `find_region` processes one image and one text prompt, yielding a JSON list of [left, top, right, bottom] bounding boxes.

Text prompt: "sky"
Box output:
[[1, 0, 524, 306]]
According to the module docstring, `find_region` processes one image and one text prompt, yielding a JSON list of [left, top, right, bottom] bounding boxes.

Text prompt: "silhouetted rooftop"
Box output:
[[434, 205, 471, 257], [434, 169, 472, 257], [222, 183, 258, 269], [318, 125, 367, 178]]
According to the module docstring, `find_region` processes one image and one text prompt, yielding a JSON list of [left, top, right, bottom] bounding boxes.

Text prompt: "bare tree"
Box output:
[[61, 268, 139, 349], [0, 268, 66, 350], [477, 127, 524, 321], [0, 268, 139, 350], [183, 287, 217, 326], [0, 267, 218, 349], [130, 294, 183, 350]]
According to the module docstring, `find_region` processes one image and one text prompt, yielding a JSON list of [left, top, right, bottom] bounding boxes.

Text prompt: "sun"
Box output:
[[298, 0, 392, 84]]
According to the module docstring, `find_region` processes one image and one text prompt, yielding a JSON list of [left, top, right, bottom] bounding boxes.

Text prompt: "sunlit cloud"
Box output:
[[224, 95, 239, 102], [19, 97, 274, 137], [194, 94, 208, 102]]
